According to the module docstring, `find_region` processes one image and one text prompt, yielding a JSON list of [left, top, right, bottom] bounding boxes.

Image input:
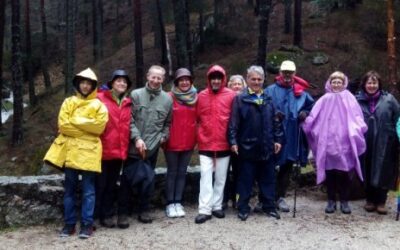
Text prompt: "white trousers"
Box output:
[[198, 155, 230, 215]]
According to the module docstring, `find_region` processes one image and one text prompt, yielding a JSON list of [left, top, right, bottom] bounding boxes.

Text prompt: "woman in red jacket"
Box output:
[[164, 68, 197, 218], [96, 70, 132, 228]]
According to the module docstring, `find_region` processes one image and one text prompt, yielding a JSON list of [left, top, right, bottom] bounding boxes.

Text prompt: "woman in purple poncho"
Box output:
[[302, 71, 367, 214]]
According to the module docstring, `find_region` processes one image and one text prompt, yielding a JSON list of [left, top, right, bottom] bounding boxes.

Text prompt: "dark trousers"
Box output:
[[276, 161, 293, 200], [366, 184, 388, 205], [237, 159, 276, 214], [325, 169, 351, 201], [223, 153, 239, 204], [118, 151, 158, 216], [164, 150, 193, 204], [95, 160, 123, 220]]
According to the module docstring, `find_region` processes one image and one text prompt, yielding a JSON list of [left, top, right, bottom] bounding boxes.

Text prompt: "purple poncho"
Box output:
[[302, 76, 367, 184]]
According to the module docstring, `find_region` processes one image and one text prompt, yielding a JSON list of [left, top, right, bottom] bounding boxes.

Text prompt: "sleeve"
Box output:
[[273, 103, 285, 146], [130, 92, 142, 141], [58, 98, 83, 138], [300, 92, 315, 115], [161, 99, 173, 140], [228, 96, 240, 146], [397, 117, 400, 141], [69, 101, 109, 135]]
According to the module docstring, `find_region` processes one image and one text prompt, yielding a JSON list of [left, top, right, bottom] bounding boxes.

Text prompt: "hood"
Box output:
[[325, 74, 348, 93], [72, 68, 98, 98], [206, 65, 227, 92]]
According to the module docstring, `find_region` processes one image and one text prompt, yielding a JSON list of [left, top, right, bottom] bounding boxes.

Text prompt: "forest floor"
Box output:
[[1, 189, 399, 250]]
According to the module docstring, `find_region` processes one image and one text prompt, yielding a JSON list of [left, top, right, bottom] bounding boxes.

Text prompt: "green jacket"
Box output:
[[129, 85, 173, 158]]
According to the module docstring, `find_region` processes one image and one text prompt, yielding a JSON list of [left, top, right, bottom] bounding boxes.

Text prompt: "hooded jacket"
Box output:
[[97, 90, 132, 160], [197, 65, 236, 151], [44, 68, 109, 172]]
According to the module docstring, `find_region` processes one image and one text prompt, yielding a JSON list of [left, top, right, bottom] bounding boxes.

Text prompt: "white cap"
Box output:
[[280, 60, 296, 72]]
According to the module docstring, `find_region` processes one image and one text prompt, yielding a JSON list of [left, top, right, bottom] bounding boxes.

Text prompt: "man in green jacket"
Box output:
[[118, 65, 173, 228]]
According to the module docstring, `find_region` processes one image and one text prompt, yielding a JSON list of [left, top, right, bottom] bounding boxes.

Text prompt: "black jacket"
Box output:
[[228, 90, 284, 161], [356, 91, 400, 190]]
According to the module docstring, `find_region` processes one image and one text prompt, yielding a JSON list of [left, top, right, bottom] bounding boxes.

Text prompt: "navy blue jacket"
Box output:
[[228, 90, 284, 161]]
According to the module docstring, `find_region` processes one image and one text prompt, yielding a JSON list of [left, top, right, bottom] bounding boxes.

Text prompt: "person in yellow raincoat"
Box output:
[[44, 68, 108, 239]]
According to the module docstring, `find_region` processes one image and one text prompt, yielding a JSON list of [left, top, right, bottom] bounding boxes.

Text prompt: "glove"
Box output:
[[298, 111, 308, 122]]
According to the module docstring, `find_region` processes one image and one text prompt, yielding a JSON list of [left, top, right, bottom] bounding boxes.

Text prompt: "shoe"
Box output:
[[175, 203, 186, 217], [364, 202, 376, 212], [376, 204, 388, 215], [277, 198, 290, 213], [60, 224, 75, 237], [325, 200, 336, 214], [78, 224, 93, 239], [265, 209, 281, 220], [138, 212, 153, 224], [238, 212, 249, 221], [340, 201, 351, 214], [253, 202, 263, 213], [212, 210, 225, 218], [165, 204, 177, 218], [194, 214, 212, 224], [117, 215, 130, 229], [100, 217, 115, 228]]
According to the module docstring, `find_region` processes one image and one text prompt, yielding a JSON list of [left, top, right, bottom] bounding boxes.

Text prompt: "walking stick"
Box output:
[[293, 125, 302, 218], [396, 178, 400, 221]]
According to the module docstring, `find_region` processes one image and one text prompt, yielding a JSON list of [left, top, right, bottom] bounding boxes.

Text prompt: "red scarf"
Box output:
[[275, 75, 310, 97]]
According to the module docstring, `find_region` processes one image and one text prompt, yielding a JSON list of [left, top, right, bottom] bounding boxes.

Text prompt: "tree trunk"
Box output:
[[256, 0, 272, 71], [0, 0, 6, 129], [198, 1, 205, 53], [284, 0, 292, 34], [387, 0, 398, 95], [11, 0, 24, 145], [185, 0, 193, 71], [156, 0, 168, 65], [65, 0, 75, 94], [293, 0, 302, 47], [92, 0, 102, 63], [172, 0, 189, 68], [84, 0, 90, 35], [133, 0, 144, 87], [214, 0, 223, 31], [25, 0, 36, 106], [40, 0, 51, 90], [247, 0, 253, 6], [99, 0, 104, 58]]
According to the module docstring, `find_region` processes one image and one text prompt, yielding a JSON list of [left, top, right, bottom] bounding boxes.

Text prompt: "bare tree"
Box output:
[[133, 0, 144, 87], [92, 0, 103, 63], [65, 0, 76, 94], [155, 0, 168, 65], [40, 0, 51, 90], [11, 0, 24, 145], [172, 0, 190, 68], [25, 0, 36, 106], [256, 0, 273, 70], [185, 0, 193, 71], [293, 0, 302, 47], [387, 0, 398, 95], [284, 0, 292, 34], [0, 0, 6, 130]]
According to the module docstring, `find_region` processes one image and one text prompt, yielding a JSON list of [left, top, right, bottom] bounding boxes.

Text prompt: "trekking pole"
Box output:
[[293, 125, 302, 218], [396, 178, 400, 221]]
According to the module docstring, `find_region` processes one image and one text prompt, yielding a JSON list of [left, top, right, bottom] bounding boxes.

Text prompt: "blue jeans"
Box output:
[[64, 168, 96, 226]]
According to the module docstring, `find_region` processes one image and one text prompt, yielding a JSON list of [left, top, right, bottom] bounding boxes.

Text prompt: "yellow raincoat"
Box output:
[[44, 68, 108, 172]]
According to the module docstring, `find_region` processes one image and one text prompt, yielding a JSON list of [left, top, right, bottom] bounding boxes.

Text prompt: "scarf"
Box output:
[[275, 75, 310, 97], [366, 90, 381, 113], [171, 85, 198, 106], [145, 82, 162, 100], [247, 87, 264, 105]]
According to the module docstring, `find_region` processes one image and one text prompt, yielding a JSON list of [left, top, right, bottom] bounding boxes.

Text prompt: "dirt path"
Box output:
[[1, 189, 400, 250]]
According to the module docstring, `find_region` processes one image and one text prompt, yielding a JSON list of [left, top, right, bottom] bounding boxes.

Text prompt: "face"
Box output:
[[229, 80, 244, 92], [112, 77, 128, 95], [330, 78, 344, 93], [365, 76, 379, 95], [177, 76, 192, 92], [79, 80, 93, 96], [210, 77, 223, 91], [280, 70, 295, 83], [247, 72, 264, 93], [147, 69, 165, 90]]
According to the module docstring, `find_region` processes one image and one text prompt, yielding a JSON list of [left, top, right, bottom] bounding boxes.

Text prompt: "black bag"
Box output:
[[123, 159, 155, 189]]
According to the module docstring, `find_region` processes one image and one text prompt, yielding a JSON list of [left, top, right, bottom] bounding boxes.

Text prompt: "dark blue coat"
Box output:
[[228, 91, 284, 161], [265, 83, 314, 166]]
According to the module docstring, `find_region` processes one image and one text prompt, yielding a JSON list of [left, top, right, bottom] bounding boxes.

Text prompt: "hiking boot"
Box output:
[[376, 204, 388, 215], [253, 202, 263, 213], [340, 201, 351, 214], [277, 198, 290, 213], [194, 214, 212, 224], [238, 212, 249, 221], [325, 200, 336, 214], [265, 209, 281, 220], [117, 215, 130, 229], [165, 204, 177, 218], [100, 217, 115, 228], [78, 224, 93, 239], [60, 224, 75, 237], [212, 209, 225, 219], [174, 203, 186, 217], [363, 202, 376, 212], [138, 212, 153, 224]]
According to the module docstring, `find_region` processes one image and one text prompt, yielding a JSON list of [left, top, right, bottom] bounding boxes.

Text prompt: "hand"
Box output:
[[274, 143, 282, 154], [298, 111, 307, 122], [135, 139, 147, 158], [231, 145, 238, 155]]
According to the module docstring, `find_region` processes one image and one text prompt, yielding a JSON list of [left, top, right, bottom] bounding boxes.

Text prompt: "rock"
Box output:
[[312, 53, 329, 65]]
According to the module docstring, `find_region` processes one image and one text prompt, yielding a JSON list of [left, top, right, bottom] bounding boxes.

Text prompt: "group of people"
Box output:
[[43, 60, 400, 239]]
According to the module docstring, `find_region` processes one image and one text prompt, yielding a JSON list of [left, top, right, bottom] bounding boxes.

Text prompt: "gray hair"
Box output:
[[228, 75, 247, 88], [246, 65, 265, 80]]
